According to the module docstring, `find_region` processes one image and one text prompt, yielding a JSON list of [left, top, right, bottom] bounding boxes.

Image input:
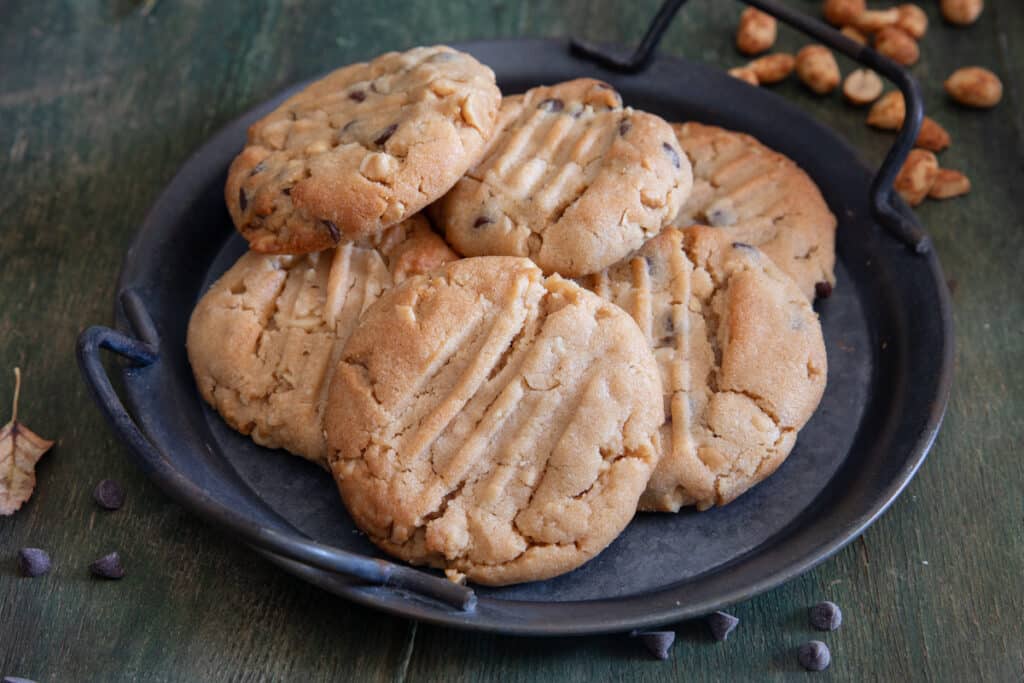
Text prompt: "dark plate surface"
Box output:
[[109, 38, 952, 635]]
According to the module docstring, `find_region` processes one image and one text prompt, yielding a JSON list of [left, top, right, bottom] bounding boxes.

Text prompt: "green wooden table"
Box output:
[[2, 1, 1022, 680]]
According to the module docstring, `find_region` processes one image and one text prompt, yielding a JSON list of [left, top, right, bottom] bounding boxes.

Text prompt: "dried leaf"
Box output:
[[0, 368, 54, 515]]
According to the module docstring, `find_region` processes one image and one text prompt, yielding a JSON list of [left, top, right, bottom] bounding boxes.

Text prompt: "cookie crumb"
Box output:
[[706, 610, 739, 641]]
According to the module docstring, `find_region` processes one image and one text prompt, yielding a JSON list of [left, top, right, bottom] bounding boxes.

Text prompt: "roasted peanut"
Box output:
[[874, 26, 919, 66], [796, 45, 841, 95], [941, 0, 983, 25], [737, 8, 777, 56], [894, 149, 939, 207], [916, 117, 951, 152], [843, 69, 884, 106], [928, 169, 971, 199], [853, 8, 900, 33], [841, 26, 869, 45], [945, 67, 1002, 107], [867, 91, 906, 129], [728, 66, 760, 86], [896, 4, 928, 38], [822, 0, 865, 27], [748, 53, 796, 84]]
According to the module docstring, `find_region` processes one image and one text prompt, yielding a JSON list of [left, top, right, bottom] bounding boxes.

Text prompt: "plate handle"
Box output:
[[570, 0, 930, 253], [76, 290, 477, 612]]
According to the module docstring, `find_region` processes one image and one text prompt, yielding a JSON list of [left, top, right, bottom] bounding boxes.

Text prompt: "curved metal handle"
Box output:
[[76, 291, 476, 612], [571, 0, 929, 253]]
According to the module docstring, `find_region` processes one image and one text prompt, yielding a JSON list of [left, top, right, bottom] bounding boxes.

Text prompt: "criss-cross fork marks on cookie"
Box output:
[[326, 256, 663, 585], [186, 216, 457, 465], [586, 226, 827, 512], [439, 79, 692, 278], [226, 46, 501, 254], [672, 122, 837, 301]]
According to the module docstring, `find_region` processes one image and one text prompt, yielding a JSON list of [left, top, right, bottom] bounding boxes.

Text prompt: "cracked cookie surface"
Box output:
[[226, 45, 501, 253], [585, 226, 827, 511], [187, 215, 458, 465], [436, 79, 692, 278], [671, 122, 837, 301], [325, 256, 663, 585]]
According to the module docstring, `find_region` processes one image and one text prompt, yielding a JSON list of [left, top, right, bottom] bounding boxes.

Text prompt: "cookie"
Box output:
[[226, 45, 501, 253], [585, 226, 827, 511], [187, 215, 458, 464], [671, 122, 837, 300], [436, 79, 692, 278], [325, 256, 663, 585]]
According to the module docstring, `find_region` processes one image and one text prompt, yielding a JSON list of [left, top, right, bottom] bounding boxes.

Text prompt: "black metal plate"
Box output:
[[110, 38, 952, 635]]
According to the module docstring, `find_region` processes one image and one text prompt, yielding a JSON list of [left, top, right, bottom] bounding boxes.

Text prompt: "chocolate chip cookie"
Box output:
[[671, 122, 837, 300], [325, 256, 663, 585], [585, 226, 827, 511], [187, 215, 458, 464], [226, 45, 501, 253], [436, 79, 692, 277]]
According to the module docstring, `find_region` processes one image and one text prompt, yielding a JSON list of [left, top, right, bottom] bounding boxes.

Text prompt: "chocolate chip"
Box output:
[[809, 601, 842, 631], [249, 161, 266, 177], [570, 106, 584, 119], [93, 479, 125, 511], [664, 315, 674, 334], [17, 548, 51, 577], [349, 90, 366, 102], [473, 216, 494, 228], [282, 187, 291, 196], [732, 241, 756, 251], [238, 187, 248, 212], [619, 119, 632, 136], [662, 142, 681, 169], [89, 552, 125, 580], [288, 111, 298, 121], [594, 81, 612, 90], [323, 221, 341, 242], [630, 630, 675, 660], [797, 640, 831, 671], [706, 611, 739, 641], [538, 98, 564, 113], [814, 281, 833, 299], [374, 123, 398, 147]]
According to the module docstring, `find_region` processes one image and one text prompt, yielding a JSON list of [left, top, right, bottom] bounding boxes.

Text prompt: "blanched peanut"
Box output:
[[796, 45, 840, 95], [928, 169, 971, 199], [728, 66, 760, 86], [894, 149, 939, 207], [841, 26, 869, 45], [945, 67, 1002, 107], [748, 53, 796, 84], [737, 8, 777, 56], [843, 69, 883, 106], [853, 8, 900, 33], [896, 4, 928, 38], [916, 118, 951, 152], [866, 91, 905, 129], [941, 0, 983, 25], [822, 0, 865, 27], [874, 26, 919, 65]]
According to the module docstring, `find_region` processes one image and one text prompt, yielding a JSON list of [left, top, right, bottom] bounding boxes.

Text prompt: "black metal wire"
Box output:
[[570, 0, 930, 253]]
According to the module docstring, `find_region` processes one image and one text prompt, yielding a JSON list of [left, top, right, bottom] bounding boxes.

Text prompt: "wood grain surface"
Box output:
[[1, 1, 1022, 680]]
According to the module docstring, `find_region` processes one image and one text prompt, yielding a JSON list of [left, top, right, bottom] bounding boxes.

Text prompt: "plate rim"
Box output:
[[109, 37, 955, 635]]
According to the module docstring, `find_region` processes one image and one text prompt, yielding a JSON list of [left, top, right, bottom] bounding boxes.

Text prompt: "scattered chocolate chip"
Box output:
[[348, 90, 366, 102], [89, 552, 125, 580], [797, 640, 831, 671], [619, 119, 632, 136], [538, 98, 564, 113], [17, 548, 51, 577], [732, 241, 756, 251], [662, 142, 681, 169], [249, 161, 266, 177], [323, 221, 341, 242], [473, 216, 494, 228], [374, 123, 398, 147], [93, 479, 126, 511], [238, 187, 248, 212], [809, 601, 842, 631], [706, 611, 739, 641], [630, 630, 675, 660], [814, 281, 834, 299]]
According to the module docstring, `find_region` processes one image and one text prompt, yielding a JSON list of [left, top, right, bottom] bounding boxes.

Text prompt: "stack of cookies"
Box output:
[[187, 45, 833, 586]]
